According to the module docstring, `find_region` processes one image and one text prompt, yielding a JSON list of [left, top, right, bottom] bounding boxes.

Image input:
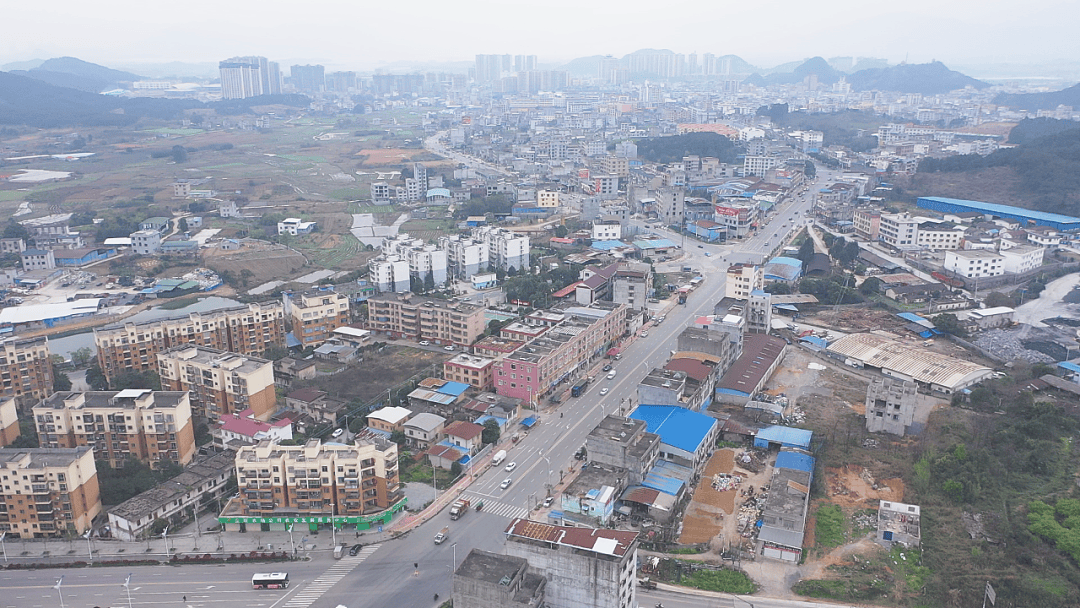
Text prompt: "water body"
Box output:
[[48, 296, 243, 359]]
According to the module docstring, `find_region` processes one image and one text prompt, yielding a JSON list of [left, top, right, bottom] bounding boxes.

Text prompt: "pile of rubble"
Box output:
[[784, 405, 806, 425], [973, 328, 1055, 363], [734, 450, 766, 474], [712, 473, 742, 492], [851, 510, 878, 530]]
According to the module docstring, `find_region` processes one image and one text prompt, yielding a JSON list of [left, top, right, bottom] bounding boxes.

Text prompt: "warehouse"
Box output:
[[827, 332, 992, 394], [916, 196, 1080, 232]]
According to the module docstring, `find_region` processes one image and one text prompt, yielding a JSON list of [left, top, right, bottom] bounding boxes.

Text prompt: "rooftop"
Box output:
[[628, 405, 717, 454], [717, 334, 786, 395], [504, 518, 639, 558], [160, 345, 271, 374]]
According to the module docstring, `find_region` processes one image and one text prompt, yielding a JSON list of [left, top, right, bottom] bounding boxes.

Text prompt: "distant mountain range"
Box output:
[[8, 56, 143, 93], [993, 82, 1080, 111], [848, 61, 988, 94]]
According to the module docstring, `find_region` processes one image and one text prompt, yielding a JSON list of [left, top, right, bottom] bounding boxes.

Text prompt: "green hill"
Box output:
[[848, 61, 987, 94], [994, 82, 1080, 112]]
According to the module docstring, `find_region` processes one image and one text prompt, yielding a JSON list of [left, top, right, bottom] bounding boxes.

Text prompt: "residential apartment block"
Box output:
[[443, 353, 495, 390], [93, 302, 285, 383], [367, 293, 486, 346], [915, 221, 964, 250], [999, 244, 1045, 274], [494, 303, 627, 403], [853, 208, 881, 241], [504, 518, 639, 608], [0, 336, 55, 409], [0, 398, 19, 446], [944, 249, 1004, 279], [234, 438, 401, 518], [157, 346, 277, 422], [284, 290, 351, 347], [724, 264, 763, 300], [34, 390, 196, 469], [878, 212, 920, 250], [0, 447, 101, 538]]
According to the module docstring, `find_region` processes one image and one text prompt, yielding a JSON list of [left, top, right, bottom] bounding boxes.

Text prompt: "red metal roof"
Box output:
[[504, 518, 638, 557], [443, 420, 484, 441]]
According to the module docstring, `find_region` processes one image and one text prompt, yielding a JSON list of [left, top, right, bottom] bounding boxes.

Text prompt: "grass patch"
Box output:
[[815, 503, 846, 549], [683, 568, 757, 594], [0, 191, 27, 202], [156, 295, 203, 310], [142, 127, 203, 136], [279, 154, 327, 163], [667, 547, 705, 554]]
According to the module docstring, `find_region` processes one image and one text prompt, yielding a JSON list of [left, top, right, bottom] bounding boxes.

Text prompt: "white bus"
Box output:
[[252, 572, 290, 589]]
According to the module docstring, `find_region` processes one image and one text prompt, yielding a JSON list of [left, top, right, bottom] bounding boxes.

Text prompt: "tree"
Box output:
[[450, 461, 463, 477], [797, 238, 816, 265], [170, 145, 188, 163], [177, 217, 188, 232], [764, 283, 792, 295], [984, 291, 1018, 309], [3, 221, 29, 241], [71, 347, 93, 367], [86, 364, 109, 390], [424, 270, 435, 292], [933, 313, 967, 338], [805, 161, 816, 178], [53, 367, 72, 392], [859, 276, 883, 295], [390, 430, 407, 446], [554, 225, 569, 238], [481, 419, 501, 445]]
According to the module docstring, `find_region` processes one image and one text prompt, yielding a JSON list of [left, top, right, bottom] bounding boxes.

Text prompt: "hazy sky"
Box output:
[[4, 0, 1079, 71]]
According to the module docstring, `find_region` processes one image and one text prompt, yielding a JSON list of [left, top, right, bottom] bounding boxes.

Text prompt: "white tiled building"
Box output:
[[944, 249, 1004, 279]]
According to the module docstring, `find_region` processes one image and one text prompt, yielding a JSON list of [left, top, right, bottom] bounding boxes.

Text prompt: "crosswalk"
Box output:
[[282, 544, 380, 608], [461, 494, 530, 520]]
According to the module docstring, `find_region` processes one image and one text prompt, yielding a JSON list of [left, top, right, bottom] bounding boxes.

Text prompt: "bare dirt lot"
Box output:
[[303, 345, 449, 403], [356, 148, 425, 165], [824, 464, 905, 509], [202, 243, 307, 284]]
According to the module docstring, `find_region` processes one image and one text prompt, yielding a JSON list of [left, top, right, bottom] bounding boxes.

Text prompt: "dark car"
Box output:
[[349, 543, 363, 556], [602, 364, 613, 372]]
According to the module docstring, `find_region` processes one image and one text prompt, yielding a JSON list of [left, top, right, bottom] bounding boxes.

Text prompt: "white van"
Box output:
[[492, 449, 507, 466]]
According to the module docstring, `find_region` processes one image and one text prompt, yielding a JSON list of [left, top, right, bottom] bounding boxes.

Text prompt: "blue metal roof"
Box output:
[[642, 470, 685, 496], [768, 256, 803, 268], [437, 381, 470, 397], [917, 196, 1080, 231], [285, 332, 301, 348], [521, 416, 538, 428], [629, 405, 717, 454], [897, 312, 929, 323], [754, 425, 812, 449], [775, 450, 815, 473], [1057, 361, 1080, 374], [799, 336, 828, 348], [590, 240, 626, 250], [633, 238, 678, 249]]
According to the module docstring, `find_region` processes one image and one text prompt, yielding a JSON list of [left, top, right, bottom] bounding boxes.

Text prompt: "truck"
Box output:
[[678, 293, 687, 305], [638, 577, 657, 590], [434, 526, 449, 544], [492, 449, 508, 466], [449, 499, 471, 520], [571, 378, 590, 397]]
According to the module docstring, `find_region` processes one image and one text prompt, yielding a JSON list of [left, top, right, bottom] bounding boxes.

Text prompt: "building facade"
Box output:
[[367, 293, 486, 346], [33, 390, 196, 469], [878, 213, 920, 249], [233, 438, 401, 518], [93, 302, 285, 383], [944, 249, 1004, 279], [0, 336, 55, 410], [157, 346, 277, 422], [284, 290, 351, 347], [0, 447, 101, 538], [865, 378, 917, 436]]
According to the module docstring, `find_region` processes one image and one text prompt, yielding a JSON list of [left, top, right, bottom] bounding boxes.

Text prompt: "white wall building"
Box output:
[[944, 249, 1004, 279], [592, 221, 622, 241], [368, 256, 411, 293], [130, 230, 162, 255], [879, 213, 920, 249], [999, 245, 1044, 274]]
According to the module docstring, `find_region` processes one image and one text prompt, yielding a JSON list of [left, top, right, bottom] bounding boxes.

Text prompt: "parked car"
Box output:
[[419, 340, 430, 346], [331, 428, 344, 438], [543, 496, 555, 508], [349, 543, 363, 556], [444, 345, 455, 351], [641, 331, 649, 337]]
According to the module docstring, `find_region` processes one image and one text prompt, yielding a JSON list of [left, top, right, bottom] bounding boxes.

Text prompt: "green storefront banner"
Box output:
[[218, 498, 407, 526]]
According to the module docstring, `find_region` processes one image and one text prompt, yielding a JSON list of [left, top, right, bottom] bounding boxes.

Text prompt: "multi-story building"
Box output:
[[878, 212, 920, 250], [853, 207, 881, 241], [944, 249, 1004, 279], [289, 64, 325, 93], [611, 265, 652, 311], [0, 398, 20, 446], [130, 229, 162, 255], [916, 221, 965, 250], [439, 235, 489, 281], [600, 156, 630, 178], [475, 226, 530, 273], [537, 190, 559, 208], [593, 175, 619, 198], [94, 302, 285, 383], [34, 390, 196, 469], [443, 353, 495, 390], [157, 346, 277, 422], [367, 293, 486, 346], [585, 415, 660, 485], [745, 289, 772, 333], [494, 303, 627, 403], [19, 213, 85, 250], [371, 181, 391, 204], [865, 378, 917, 436], [368, 256, 411, 292], [743, 154, 776, 178], [504, 518, 639, 608], [592, 220, 622, 241], [233, 437, 401, 518], [452, 549, 546, 608], [656, 187, 685, 227], [0, 446, 101, 538], [19, 249, 55, 270], [999, 244, 1044, 274], [283, 290, 350, 347], [713, 202, 756, 238], [0, 336, 55, 410], [724, 264, 762, 300], [219, 56, 281, 99]]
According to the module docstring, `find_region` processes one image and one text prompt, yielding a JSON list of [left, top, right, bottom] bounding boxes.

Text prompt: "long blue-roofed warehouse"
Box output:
[[916, 196, 1080, 232]]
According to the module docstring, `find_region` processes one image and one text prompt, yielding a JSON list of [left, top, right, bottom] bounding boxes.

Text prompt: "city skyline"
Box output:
[[4, 0, 1079, 74]]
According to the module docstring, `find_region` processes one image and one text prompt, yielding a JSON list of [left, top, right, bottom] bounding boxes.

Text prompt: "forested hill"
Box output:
[[917, 128, 1080, 217], [994, 82, 1080, 112], [0, 72, 311, 127], [634, 132, 738, 164], [848, 61, 988, 95]]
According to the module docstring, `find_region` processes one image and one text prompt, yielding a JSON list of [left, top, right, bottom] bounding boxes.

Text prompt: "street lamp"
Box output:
[[162, 526, 170, 555], [83, 528, 93, 562], [53, 576, 65, 608], [0, 531, 6, 562], [122, 574, 133, 608], [329, 503, 338, 548], [287, 523, 296, 556], [450, 542, 457, 575]]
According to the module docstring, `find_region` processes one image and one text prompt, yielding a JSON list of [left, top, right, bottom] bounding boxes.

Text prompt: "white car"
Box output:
[[505, 462, 517, 472], [600, 387, 610, 396], [641, 331, 649, 337], [444, 345, 455, 351], [419, 340, 430, 346], [543, 496, 555, 508], [331, 428, 344, 438], [500, 478, 513, 489]]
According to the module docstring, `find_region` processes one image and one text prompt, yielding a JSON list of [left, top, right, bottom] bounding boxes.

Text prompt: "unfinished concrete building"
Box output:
[[452, 549, 546, 608], [877, 500, 921, 548], [584, 416, 660, 486], [865, 378, 917, 436]]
